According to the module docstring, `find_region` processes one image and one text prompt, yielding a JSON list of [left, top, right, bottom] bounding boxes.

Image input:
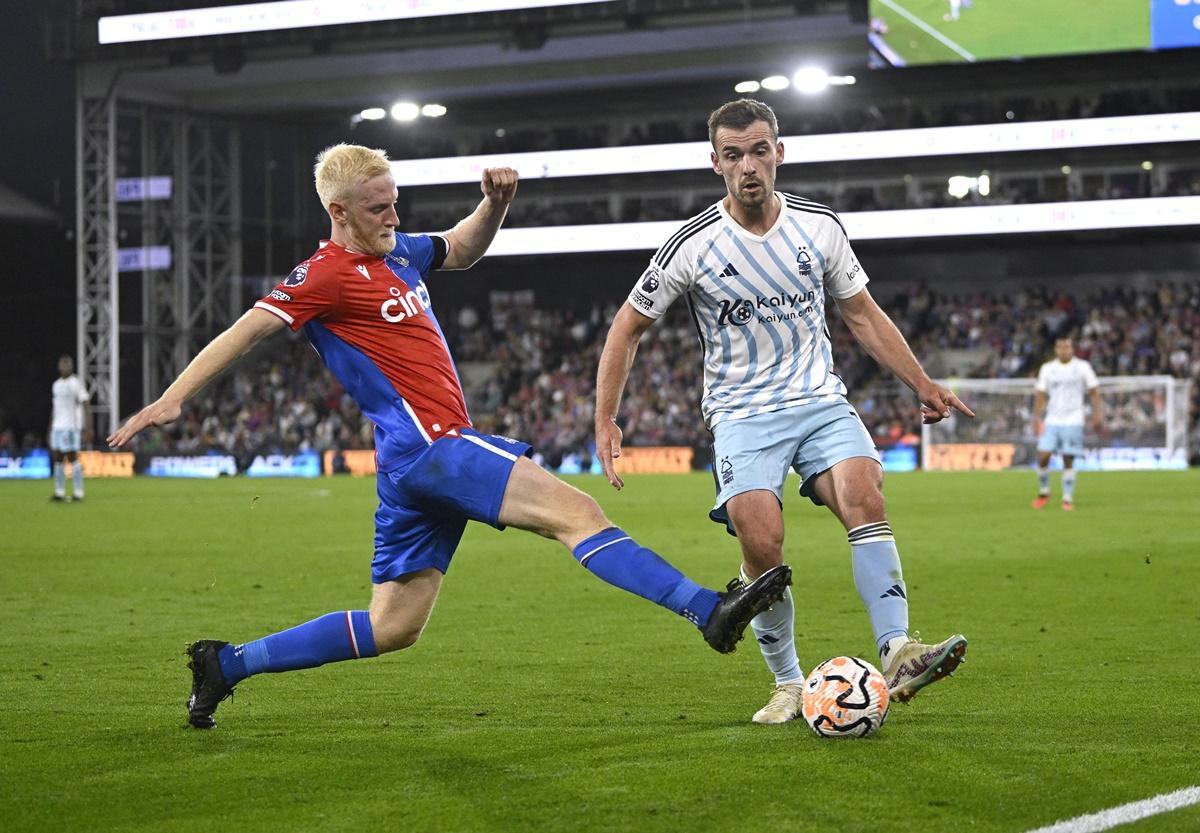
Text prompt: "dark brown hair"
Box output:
[[707, 99, 779, 148]]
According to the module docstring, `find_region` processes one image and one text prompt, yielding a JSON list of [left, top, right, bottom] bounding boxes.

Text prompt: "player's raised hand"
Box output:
[[481, 167, 518, 205], [917, 383, 974, 425], [106, 398, 182, 448], [595, 416, 625, 490]]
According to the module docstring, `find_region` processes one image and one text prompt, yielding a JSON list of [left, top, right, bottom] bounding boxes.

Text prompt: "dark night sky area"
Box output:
[[0, 6, 78, 444]]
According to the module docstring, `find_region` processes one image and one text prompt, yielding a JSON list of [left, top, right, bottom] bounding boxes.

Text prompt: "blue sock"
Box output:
[[572, 527, 719, 627], [848, 523, 909, 652], [217, 610, 378, 686]]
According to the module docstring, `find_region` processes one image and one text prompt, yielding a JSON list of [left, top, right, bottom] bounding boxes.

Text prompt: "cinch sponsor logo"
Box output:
[[381, 280, 432, 324], [717, 290, 817, 326]]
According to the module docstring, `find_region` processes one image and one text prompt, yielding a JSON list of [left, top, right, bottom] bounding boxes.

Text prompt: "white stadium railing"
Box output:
[[483, 196, 1200, 255], [390, 113, 1200, 186]]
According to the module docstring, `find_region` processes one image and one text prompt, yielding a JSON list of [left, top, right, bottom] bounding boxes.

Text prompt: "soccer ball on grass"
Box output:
[[801, 656, 889, 738]]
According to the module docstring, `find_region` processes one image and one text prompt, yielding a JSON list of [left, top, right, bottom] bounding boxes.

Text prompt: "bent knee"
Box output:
[[373, 623, 424, 654]]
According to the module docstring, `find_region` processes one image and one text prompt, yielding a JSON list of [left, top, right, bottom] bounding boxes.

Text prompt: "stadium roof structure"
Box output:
[[64, 0, 862, 115]]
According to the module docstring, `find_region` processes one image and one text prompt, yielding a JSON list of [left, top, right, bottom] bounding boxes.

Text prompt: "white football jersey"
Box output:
[[51, 375, 89, 431], [626, 193, 867, 428], [1035, 357, 1098, 426]]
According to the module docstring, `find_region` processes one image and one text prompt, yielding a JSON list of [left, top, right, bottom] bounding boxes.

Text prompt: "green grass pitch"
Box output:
[[870, 0, 1149, 65], [2, 470, 1199, 832]]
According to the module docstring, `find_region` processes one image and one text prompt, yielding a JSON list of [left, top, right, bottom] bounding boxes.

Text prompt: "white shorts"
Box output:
[[1037, 424, 1084, 457], [51, 429, 82, 453], [708, 398, 880, 535]]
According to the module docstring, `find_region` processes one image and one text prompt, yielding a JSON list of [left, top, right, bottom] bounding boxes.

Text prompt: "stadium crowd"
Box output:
[[10, 280, 1188, 467]]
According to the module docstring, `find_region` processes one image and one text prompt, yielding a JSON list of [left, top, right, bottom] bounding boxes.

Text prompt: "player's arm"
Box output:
[[835, 287, 974, 424], [594, 304, 656, 489], [106, 308, 286, 448], [439, 167, 518, 269], [80, 398, 92, 447], [1032, 389, 1047, 435], [1088, 385, 1103, 430]]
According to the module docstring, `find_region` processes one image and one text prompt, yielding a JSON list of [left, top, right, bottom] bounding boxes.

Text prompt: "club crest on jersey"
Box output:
[[640, 266, 661, 293], [284, 264, 309, 287], [796, 249, 813, 277]]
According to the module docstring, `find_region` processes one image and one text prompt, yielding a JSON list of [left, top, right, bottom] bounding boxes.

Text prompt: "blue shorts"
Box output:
[[709, 398, 880, 536], [1037, 424, 1085, 457], [372, 429, 532, 583], [50, 429, 81, 453]]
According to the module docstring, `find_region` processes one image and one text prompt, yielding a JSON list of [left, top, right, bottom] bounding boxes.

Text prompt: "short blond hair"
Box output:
[[313, 143, 392, 208]]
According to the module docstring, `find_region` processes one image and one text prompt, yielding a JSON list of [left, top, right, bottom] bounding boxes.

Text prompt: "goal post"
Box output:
[[920, 375, 1191, 471]]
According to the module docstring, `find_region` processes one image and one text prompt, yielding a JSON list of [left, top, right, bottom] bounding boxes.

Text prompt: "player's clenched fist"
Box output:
[[481, 167, 518, 205]]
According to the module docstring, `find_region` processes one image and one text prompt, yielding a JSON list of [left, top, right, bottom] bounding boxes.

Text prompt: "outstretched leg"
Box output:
[[498, 457, 790, 654]]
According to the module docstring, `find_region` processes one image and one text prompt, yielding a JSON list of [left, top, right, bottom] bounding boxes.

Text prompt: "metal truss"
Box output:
[[76, 89, 118, 435], [78, 94, 242, 432]]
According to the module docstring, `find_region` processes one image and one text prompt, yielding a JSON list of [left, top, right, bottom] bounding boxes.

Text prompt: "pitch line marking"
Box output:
[[875, 0, 977, 62], [1022, 785, 1200, 833]]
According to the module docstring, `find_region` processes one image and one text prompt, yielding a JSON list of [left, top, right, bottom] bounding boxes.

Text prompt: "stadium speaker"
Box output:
[[212, 46, 245, 74], [847, 0, 868, 23]]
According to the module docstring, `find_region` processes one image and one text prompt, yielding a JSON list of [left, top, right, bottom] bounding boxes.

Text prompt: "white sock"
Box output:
[[741, 565, 803, 685], [54, 462, 66, 497], [72, 462, 84, 498], [880, 634, 909, 673], [1062, 469, 1076, 502], [1036, 467, 1050, 495]]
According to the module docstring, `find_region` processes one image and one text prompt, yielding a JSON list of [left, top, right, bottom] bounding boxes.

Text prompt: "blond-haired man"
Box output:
[[109, 143, 789, 729]]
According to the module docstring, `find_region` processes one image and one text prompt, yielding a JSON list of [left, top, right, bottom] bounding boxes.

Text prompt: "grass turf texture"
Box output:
[[2, 470, 1198, 833], [869, 0, 1148, 65]]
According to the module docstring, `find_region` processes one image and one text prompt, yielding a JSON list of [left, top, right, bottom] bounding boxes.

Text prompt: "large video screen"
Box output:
[[868, 0, 1200, 67]]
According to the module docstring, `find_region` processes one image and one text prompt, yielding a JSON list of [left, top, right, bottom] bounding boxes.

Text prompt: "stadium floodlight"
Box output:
[[97, 0, 613, 44], [1061, 165, 1072, 174], [390, 102, 420, 122], [359, 108, 386, 121], [792, 66, 830, 94], [760, 75, 790, 91], [421, 104, 448, 118], [734, 80, 761, 93], [1141, 160, 1154, 170]]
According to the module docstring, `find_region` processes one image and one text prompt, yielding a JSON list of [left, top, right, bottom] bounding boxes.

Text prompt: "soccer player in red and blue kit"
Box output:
[[108, 143, 790, 729]]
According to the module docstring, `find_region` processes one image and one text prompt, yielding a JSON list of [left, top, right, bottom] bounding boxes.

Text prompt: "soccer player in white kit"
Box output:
[[595, 99, 973, 724], [1032, 337, 1103, 511], [48, 355, 90, 502]]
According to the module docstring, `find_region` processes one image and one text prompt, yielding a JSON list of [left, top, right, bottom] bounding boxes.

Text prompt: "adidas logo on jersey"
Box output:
[[719, 262, 740, 279]]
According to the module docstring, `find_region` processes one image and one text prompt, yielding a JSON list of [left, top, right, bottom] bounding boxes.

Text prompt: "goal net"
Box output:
[[920, 375, 1191, 471]]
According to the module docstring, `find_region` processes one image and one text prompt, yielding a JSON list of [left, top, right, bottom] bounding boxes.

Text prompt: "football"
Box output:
[[801, 656, 890, 738]]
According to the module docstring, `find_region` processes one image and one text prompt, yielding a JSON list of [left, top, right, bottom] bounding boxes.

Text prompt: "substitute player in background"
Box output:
[[1032, 337, 1102, 511], [49, 355, 90, 502], [108, 143, 789, 729], [595, 99, 970, 725]]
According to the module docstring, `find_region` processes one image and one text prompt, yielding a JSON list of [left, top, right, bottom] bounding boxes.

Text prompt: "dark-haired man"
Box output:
[[596, 99, 971, 724]]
